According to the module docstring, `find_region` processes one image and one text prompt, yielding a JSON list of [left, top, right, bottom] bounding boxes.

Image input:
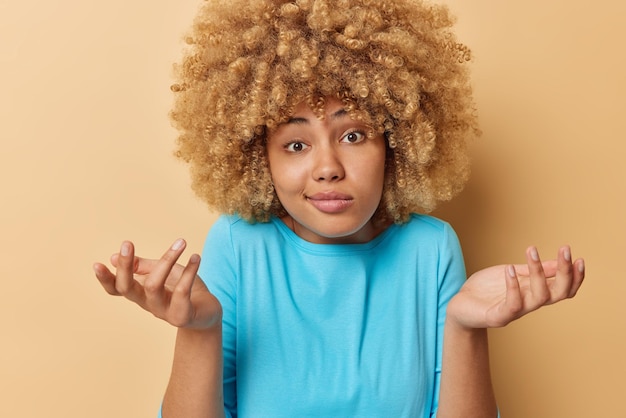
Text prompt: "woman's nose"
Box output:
[[311, 146, 345, 182]]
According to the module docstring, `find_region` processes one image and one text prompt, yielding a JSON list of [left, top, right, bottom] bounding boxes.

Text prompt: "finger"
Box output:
[[93, 262, 121, 296], [173, 254, 200, 298], [513, 259, 557, 277], [551, 246, 574, 302], [110, 253, 140, 272], [526, 246, 550, 307], [112, 253, 159, 276], [569, 258, 586, 298], [143, 239, 187, 306], [502, 265, 523, 321], [133, 257, 160, 275], [114, 241, 142, 302], [169, 253, 201, 327], [540, 259, 558, 278]]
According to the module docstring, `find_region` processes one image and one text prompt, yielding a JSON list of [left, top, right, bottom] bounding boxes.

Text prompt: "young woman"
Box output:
[[94, 1, 585, 416]]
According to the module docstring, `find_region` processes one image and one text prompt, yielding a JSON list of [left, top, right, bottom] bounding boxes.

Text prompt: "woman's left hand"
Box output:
[[447, 246, 585, 329]]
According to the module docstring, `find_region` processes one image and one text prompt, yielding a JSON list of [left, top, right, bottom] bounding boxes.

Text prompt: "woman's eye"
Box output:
[[285, 141, 308, 152], [341, 131, 365, 144]]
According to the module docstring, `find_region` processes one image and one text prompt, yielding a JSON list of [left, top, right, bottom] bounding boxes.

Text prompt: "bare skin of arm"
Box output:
[[162, 327, 225, 418], [94, 239, 225, 418], [437, 246, 585, 417]]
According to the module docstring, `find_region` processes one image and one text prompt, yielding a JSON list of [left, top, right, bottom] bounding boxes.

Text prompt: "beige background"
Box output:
[[0, 1, 623, 417]]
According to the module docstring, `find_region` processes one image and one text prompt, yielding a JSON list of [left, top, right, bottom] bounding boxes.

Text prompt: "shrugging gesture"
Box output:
[[447, 246, 585, 329], [93, 239, 222, 330]]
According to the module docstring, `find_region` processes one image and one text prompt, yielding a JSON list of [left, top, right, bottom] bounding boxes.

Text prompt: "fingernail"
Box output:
[[120, 242, 130, 257], [507, 265, 516, 278], [578, 259, 585, 274], [530, 247, 540, 261], [172, 239, 184, 251], [563, 246, 571, 262]]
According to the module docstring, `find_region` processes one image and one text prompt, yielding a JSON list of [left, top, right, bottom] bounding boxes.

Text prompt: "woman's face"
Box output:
[[266, 97, 387, 244]]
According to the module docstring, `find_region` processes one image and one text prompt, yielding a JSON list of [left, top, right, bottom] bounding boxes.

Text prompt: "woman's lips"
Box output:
[[306, 192, 354, 213]]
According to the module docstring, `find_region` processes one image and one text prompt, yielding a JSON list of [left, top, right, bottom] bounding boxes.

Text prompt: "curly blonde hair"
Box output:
[[171, 0, 477, 223]]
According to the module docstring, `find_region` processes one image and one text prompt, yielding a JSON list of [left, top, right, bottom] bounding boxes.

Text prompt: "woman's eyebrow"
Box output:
[[285, 116, 309, 125], [330, 108, 348, 120], [285, 108, 348, 125]]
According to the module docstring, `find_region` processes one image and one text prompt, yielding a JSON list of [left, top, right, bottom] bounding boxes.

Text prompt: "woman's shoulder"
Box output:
[[208, 214, 281, 240], [388, 214, 461, 253], [402, 213, 455, 235]]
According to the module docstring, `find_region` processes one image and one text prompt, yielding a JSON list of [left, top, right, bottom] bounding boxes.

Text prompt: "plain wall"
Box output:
[[1, 1, 623, 417]]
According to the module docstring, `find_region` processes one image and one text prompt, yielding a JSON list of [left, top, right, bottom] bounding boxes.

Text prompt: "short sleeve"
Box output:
[[430, 222, 467, 416], [428, 223, 500, 418], [198, 216, 239, 418]]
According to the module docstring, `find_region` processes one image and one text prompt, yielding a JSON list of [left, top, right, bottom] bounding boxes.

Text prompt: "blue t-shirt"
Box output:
[[184, 213, 466, 418]]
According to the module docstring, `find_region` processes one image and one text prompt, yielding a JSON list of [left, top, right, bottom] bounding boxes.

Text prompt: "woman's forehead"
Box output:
[[290, 96, 345, 116]]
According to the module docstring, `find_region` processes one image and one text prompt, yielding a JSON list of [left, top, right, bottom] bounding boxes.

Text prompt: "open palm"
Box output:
[[94, 239, 222, 330], [447, 246, 585, 329]]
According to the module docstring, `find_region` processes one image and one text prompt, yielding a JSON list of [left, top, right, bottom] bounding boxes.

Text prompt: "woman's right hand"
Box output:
[[93, 239, 222, 329]]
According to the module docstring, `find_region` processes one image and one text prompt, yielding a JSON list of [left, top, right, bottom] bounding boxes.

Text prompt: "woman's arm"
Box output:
[[437, 323, 497, 417], [162, 327, 225, 418], [436, 246, 585, 417], [94, 239, 225, 418]]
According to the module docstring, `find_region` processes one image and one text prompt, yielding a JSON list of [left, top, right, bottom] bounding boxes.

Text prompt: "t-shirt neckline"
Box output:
[[270, 216, 397, 255]]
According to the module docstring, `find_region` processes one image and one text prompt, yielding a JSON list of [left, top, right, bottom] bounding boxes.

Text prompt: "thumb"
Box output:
[[110, 253, 156, 274]]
